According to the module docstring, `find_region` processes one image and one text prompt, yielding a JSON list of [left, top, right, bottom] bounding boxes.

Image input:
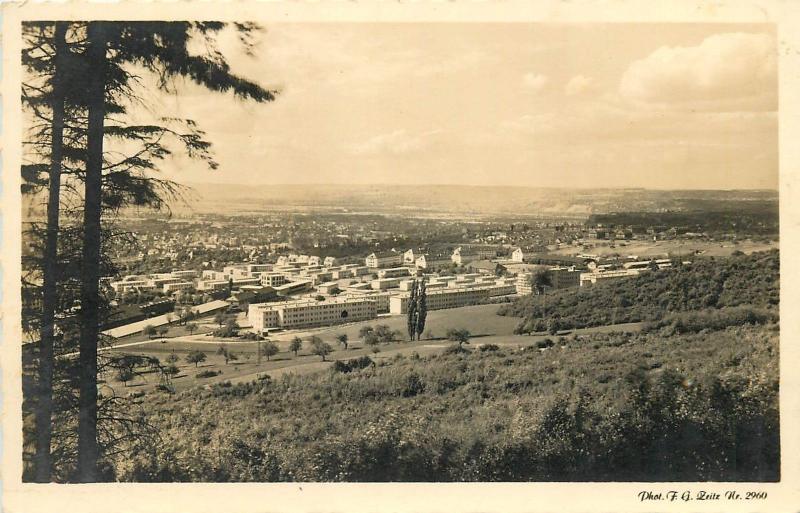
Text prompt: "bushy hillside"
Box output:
[[500, 250, 779, 333], [117, 322, 779, 482]]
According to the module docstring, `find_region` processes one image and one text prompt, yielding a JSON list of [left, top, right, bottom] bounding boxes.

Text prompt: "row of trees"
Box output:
[[22, 21, 277, 482]]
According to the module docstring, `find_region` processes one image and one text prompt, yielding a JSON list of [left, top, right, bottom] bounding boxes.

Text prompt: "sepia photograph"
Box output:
[[2, 1, 799, 511]]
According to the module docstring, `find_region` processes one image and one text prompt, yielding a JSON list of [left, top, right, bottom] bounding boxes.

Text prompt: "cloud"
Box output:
[[619, 32, 776, 111], [350, 129, 443, 156], [498, 103, 776, 151], [564, 75, 595, 96], [522, 72, 548, 93]]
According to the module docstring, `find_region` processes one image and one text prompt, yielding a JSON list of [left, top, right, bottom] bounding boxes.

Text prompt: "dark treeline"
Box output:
[[502, 250, 779, 334], [587, 203, 778, 235]]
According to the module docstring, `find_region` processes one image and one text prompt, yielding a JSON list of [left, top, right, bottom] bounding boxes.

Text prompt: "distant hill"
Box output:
[[20, 183, 779, 219], [176, 182, 778, 218]]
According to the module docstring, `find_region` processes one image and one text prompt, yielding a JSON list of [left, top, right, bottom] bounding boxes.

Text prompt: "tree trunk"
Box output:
[[77, 21, 107, 483], [34, 21, 68, 483]]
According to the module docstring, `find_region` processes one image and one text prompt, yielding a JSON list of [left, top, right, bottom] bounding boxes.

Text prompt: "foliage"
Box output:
[[332, 356, 374, 374], [642, 306, 776, 336], [216, 346, 237, 365], [117, 323, 779, 482], [502, 251, 779, 333], [446, 328, 471, 347], [260, 341, 279, 361], [310, 339, 333, 362], [289, 337, 303, 356], [185, 350, 207, 368]]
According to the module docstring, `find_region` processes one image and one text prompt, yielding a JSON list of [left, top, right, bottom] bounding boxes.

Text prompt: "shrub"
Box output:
[[196, 369, 220, 379], [443, 343, 468, 355], [333, 356, 374, 374], [479, 344, 500, 352], [536, 338, 555, 349]]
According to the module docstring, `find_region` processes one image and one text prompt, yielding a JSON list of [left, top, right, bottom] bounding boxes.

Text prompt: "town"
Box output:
[[102, 237, 685, 340]]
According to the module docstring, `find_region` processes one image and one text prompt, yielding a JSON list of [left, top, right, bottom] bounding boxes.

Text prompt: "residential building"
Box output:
[[197, 279, 230, 292], [345, 290, 395, 313], [377, 267, 412, 279], [261, 273, 289, 287], [389, 286, 491, 314], [273, 279, 313, 296], [163, 281, 194, 294], [248, 296, 377, 331], [371, 277, 402, 290], [415, 253, 452, 270], [548, 267, 582, 289], [579, 269, 641, 287], [332, 268, 354, 280], [511, 247, 525, 262], [366, 251, 403, 268], [317, 282, 341, 295]]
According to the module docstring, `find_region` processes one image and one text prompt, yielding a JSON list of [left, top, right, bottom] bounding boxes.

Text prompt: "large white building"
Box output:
[[163, 281, 194, 294], [366, 251, 404, 268], [261, 273, 289, 287], [415, 254, 452, 270], [377, 267, 412, 279], [389, 286, 492, 315], [248, 296, 377, 331]]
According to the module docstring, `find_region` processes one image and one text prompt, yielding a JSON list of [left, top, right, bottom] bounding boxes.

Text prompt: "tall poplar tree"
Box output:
[[415, 278, 428, 341], [407, 279, 418, 340]]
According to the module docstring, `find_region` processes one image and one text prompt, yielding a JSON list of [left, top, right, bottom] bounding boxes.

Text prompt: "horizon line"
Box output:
[[183, 181, 778, 192]]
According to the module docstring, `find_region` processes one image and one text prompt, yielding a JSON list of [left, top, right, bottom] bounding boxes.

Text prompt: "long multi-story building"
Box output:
[[415, 253, 452, 270], [366, 251, 404, 268], [515, 267, 581, 295], [579, 269, 640, 287], [548, 267, 582, 289], [273, 279, 313, 296], [345, 290, 395, 313], [248, 296, 377, 331], [377, 267, 412, 279], [389, 286, 492, 315], [197, 279, 230, 292], [371, 277, 402, 290], [163, 281, 194, 294]]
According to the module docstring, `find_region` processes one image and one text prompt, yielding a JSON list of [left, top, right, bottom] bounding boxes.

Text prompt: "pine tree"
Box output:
[[29, 21, 68, 483], [73, 21, 276, 482], [76, 21, 109, 482], [22, 21, 277, 481]]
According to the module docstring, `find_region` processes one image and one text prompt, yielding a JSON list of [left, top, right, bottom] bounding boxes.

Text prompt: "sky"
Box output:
[[141, 23, 778, 190]]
